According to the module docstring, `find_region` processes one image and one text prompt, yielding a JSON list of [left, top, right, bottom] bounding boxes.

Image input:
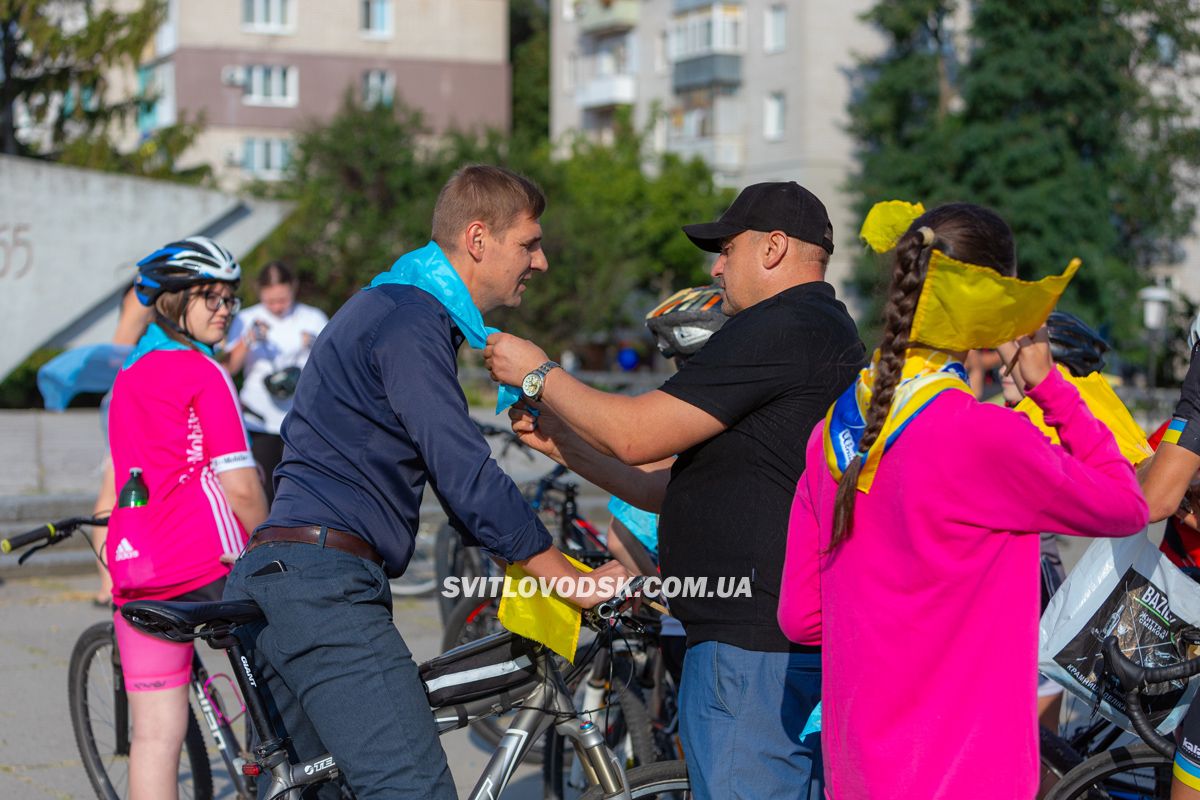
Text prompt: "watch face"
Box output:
[[522, 372, 544, 398]]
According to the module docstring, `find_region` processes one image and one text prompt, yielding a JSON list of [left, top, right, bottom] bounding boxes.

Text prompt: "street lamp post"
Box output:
[[1139, 285, 1173, 390]]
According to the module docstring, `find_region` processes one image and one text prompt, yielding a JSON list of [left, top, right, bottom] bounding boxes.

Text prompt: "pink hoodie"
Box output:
[[778, 367, 1148, 800]]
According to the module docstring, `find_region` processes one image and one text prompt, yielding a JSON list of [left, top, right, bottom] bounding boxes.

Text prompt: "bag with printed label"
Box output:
[[1039, 531, 1200, 734]]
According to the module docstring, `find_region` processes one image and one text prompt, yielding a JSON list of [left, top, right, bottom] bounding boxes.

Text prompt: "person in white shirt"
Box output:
[[226, 262, 328, 503]]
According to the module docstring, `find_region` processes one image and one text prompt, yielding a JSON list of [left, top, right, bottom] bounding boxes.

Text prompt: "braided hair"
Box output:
[[829, 203, 1017, 549]]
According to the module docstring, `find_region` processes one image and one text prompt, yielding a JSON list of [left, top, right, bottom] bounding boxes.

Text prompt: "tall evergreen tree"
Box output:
[[847, 0, 1200, 355], [0, 0, 164, 156]]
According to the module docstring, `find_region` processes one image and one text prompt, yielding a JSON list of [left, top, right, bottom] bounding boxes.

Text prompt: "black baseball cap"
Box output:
[[682, 182, 834, 255]]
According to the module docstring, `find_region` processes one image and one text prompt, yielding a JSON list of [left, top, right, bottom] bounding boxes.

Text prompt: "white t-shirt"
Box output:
[[227, 302, 328, 434]]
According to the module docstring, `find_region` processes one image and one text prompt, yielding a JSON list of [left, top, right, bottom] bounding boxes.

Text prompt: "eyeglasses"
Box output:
[[198, 291, 241, 314]]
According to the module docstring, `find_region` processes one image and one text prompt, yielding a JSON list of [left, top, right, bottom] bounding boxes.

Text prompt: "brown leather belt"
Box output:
[[248, 525, 384, 567]]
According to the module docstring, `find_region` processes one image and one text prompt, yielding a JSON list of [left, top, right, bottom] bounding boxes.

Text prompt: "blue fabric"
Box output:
[[801, 701, 821, 739], [367, 241, 520, 413], [123, 323, 214, 369], [679, 641, 823, 800], [37, 344, 132, 411], [225, 543, 456, 799], [266, 285, 553, 577], [607, 496, 659, 557]]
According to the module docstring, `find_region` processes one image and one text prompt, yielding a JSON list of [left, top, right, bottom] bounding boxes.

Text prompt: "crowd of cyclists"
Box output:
[[85, 164, 1200, 800]]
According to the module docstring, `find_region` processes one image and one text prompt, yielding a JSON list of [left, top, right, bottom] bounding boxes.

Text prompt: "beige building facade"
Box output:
[[134, 0, 511, 187]]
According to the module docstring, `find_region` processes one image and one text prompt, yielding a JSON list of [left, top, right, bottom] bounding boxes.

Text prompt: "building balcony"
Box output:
[[578, 0, 640, 36], [672, 53, 742, 92], [576, 73, 637, 109], [666, 134, 745, 174]]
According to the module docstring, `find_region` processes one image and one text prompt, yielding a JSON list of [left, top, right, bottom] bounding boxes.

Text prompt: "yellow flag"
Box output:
[[859, 200, 926, 253], [1014, 365, 1152, 465], [497, 554, 592, 663], [910, 252, 1080, 351]]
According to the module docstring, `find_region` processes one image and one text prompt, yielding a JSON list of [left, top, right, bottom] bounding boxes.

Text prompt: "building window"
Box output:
[[655, 30, 668, 74], [764, 4, 786, 54], [764, 91, 785, 140], [242, 0, 291, 33], [243, 137, 292, 179], [361, 0, 392, 36], [362, 69, 395, 108], [669, 5, 745, 62], [244, 65, 298, 107]]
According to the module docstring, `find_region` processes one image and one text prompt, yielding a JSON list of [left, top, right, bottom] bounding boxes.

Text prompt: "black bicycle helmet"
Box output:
[[645, 285, 726, 360], [134, 236, 241, 306], [1047, 311, 1108, 377]]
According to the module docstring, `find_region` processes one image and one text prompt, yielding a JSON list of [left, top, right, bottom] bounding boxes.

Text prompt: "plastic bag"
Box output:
[[1039, 531, 1200, 734]]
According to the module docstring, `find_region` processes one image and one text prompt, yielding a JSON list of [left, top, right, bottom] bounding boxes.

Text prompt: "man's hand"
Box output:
[[484, 332, 549, 387], [569, 558, 636, 609], [508, 402, 574, 463]]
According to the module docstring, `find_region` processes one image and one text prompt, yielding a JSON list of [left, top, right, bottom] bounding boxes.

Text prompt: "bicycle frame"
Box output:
[[189, 651, 252, 797], [212, 624, 634, 800]]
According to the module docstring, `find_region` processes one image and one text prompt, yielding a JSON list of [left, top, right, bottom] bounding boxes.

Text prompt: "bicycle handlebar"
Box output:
[[594, 576, 648, 621], [0, 516, 107, 555], [1102, 635, 1200, 760]]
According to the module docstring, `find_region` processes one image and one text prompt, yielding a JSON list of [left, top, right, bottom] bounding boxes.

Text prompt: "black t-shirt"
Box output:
[[657, 281, 865, 652]]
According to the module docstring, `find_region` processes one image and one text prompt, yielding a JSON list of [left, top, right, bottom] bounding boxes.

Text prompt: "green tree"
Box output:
[[510, 0, 550, 147], [56, 113, 212, 184], [0, 0, 164, 155], [248, 99, 728, 355], [847, 0, 1200, 359]]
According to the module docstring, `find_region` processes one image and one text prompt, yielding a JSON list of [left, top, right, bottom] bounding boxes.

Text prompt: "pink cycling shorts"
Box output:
[[113, 610, 193, 692]]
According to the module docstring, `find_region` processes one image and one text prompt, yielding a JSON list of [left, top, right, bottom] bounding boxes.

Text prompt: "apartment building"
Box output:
[[133, 0, 511, 187], [550, 0, 884, 291]]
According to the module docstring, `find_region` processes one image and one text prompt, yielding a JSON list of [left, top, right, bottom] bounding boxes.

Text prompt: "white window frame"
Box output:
[[242, 136, 292, 180], [243, 65, 299, 107], [763, 91, 785, 141], [668, 4, 745, 62], [242, 0, 293, 35], [763, 4, 786, 54], [360, 0, 393, 38], [362, 69, 396, 108]]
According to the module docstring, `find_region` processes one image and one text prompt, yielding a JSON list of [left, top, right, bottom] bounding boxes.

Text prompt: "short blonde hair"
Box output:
[[431, 165, 545, 250]]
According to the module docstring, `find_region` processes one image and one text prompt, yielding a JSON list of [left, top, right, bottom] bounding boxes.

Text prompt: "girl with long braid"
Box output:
[[777, 202, 1148, 799]]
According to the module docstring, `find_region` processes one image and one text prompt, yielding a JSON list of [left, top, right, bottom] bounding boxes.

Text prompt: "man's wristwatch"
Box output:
[[521, 360, 561, 402]]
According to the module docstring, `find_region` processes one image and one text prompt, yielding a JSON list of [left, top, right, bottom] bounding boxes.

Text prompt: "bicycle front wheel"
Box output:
[[1045, 742, 1172, 800], [68, 621, 213, 800], [577, 761, 690, 799]]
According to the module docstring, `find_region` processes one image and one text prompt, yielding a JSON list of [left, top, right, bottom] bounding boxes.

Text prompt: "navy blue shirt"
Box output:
[[266, 284, 553, 577]]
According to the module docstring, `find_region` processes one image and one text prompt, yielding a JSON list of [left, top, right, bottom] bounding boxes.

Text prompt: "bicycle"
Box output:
[[2, 516, 253, 800], [118, 575, 690, 799], [1044, 634, 1200, 799]]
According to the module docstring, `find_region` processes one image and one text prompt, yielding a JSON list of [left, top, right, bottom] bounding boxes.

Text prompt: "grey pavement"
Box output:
[[0, 573, 548, 800]]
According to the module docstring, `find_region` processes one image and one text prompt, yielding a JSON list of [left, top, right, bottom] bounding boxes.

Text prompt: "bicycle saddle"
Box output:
[[121, 599, 265, 643]]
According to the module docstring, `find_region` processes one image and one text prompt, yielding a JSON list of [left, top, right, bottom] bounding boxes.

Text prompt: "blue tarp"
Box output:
[[37, 344, 131, 411]]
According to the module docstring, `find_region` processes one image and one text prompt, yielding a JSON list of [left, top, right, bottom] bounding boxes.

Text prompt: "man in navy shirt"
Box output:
[[224, 165, 628, 799]]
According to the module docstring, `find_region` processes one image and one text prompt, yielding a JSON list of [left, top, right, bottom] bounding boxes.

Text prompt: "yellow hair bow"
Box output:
[[860, 200, 926, 253]]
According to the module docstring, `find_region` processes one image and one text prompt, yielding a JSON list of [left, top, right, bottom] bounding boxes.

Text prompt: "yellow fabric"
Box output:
[[910, 252, 1081, 351], [1014, 365, 1152, 465], [822, 347, 973, 494], [859, 200, 926, 253], [497, 554, 592, 663]]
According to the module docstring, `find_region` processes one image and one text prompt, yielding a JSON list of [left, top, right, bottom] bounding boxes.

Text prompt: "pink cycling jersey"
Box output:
[[107, 348, 254, 604]]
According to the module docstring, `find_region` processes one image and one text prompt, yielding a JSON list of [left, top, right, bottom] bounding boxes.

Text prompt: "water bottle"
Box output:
[[118, 468, 149, 508]]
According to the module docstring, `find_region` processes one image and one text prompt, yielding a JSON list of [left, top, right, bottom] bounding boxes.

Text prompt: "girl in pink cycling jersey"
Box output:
[[107, 236, 267, 800], [777, 204, 1148, 799]]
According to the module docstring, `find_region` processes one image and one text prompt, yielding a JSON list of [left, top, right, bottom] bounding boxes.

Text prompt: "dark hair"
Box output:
[[257, 260, 296, 289], [830, 203, 1016, 549], [431, 164, 546, 250]]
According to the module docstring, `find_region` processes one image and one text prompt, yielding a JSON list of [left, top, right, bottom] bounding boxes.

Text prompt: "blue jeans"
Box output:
[[224, 541, 456, 800], [678, 641, 823, 800]]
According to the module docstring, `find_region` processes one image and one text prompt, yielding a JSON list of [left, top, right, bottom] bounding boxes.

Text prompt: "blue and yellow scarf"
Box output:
[[823, 347, 971, 493]]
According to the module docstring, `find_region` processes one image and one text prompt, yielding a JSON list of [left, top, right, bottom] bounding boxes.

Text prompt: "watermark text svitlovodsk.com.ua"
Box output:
[[441, 575, 752, 600]]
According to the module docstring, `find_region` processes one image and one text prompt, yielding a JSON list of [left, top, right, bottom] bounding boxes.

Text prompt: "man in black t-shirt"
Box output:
[[485, 182, 865, 799]]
